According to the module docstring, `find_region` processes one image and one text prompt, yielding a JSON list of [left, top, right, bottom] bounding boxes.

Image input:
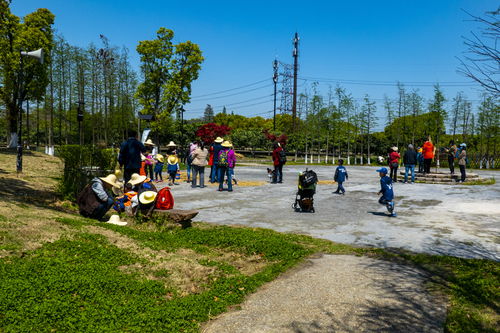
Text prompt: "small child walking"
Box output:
[[167, 154, 179, 186], [154, 154, 164, 182], [333, 159, 348, 195], [376, 167, 397, 217]]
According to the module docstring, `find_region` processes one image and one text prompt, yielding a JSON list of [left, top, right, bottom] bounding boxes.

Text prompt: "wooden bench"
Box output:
[[152, 209, 199, 228]]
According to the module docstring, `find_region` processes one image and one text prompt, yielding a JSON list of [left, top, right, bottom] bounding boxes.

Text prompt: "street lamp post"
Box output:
[[17, 48, 44, 174]]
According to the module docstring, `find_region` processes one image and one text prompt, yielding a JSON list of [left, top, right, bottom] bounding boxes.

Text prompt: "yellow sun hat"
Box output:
[[128, 173, 147, 186], [144, 138, 155, 146], [221, 140, 232, 148], [156, 154, 165, 163], [139, 191, 157, 205], [106, 214, 128, 226], [99, 174, 121, 188], [214, 137, 224, 143], [167, 155, 179, 165]]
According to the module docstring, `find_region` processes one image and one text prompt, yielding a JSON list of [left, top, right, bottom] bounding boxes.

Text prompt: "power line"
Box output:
[[190, 78, 269, 98], [299, 76, 478, 87], [190, 83, 273, 101], [185, 95, 273, 113]]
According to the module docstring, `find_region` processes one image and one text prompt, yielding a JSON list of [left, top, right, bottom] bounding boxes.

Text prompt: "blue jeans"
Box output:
[[404, 164, 415, 183], [211, 164, 219, 183], [218, 167, 232, 191], [90, 197, 114, 221], [186, 163, 192, 180], [378, 197, 394, 213]]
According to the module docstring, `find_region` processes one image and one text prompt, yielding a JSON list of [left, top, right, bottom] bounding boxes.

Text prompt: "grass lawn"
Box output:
[[0, 150, 498, 332]]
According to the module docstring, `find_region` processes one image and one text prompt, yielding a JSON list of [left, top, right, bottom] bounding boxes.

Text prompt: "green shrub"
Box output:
[[58, 145, 117, 200]]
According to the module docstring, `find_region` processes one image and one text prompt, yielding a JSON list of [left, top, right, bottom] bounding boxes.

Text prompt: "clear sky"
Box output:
[[10, 0, 498, 125]]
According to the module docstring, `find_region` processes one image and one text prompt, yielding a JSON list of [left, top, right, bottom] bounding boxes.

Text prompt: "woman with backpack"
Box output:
[[217, 141, 236, 192], [272, 142, 285, 184]]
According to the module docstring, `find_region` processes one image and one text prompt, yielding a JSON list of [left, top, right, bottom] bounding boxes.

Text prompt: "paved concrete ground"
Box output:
[[203, 254, 447, 333], [163, 165, 500, 260]]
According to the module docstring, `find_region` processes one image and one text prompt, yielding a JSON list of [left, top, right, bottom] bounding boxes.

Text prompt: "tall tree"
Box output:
[[360, 95, 377, 164], [476, 94, 499, 167], [427, 84, 447, 150], [407, 90, 423, 145], [458, 8, 500, 96], [203, 104, 214, 122], [449, 92, 463, 138], [0, 2, 54, 146], [135, 27, 203, 134]]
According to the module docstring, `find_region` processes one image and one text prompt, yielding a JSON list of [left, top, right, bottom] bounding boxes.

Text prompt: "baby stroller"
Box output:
[[293, 169, 318, 213]]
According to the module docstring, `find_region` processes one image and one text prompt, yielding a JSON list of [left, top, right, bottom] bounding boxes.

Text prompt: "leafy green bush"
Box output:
[[57, 145, 117, 200]]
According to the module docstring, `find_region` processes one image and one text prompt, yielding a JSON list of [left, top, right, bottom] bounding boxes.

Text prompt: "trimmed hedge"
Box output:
[[58, 145, 117, 200]]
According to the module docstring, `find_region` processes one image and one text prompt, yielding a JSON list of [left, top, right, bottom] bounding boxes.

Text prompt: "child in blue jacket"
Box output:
[[376, 167, 396, 217], [333, 159, 348, 195]]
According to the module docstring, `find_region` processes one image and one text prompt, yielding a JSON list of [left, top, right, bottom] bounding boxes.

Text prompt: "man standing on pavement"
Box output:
[[119, 130, 147, 183], [403, 144, 417, 183], [210, 137, 224, 183]]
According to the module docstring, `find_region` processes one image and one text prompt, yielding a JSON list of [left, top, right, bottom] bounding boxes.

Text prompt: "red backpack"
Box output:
[[155, 187, 174, 210]]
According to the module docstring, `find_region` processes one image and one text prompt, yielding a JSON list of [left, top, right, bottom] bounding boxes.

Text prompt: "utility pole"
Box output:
[[273, 59, 278, 131], [292, 32, 299, 131]]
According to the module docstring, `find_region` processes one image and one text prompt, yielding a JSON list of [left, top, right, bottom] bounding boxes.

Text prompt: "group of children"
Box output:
[[140, 140, 180, 186], [333, 159, 397, 217]]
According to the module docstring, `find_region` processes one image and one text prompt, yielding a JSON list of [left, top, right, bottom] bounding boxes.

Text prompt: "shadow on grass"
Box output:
[[425, 238, 499, 262], [0, 176, 61, 210]]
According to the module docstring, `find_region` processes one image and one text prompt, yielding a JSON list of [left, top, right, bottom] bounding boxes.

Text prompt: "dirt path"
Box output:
[[203, 254, 447, 333]]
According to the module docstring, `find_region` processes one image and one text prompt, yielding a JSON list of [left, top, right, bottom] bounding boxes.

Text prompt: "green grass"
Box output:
[[462, 178, 496, 186], [0, 222, 323, 332], [0, 218, 498, 332], [370, 250, 500, 333]]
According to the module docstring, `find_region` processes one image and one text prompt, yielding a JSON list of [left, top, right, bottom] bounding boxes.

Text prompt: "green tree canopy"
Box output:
[[0, 2, 54, 146], [135, 27, 203, 132]]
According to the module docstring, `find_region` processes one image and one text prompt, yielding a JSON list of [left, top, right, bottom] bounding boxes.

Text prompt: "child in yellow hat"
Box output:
[[154, 154, 164, 182], [167, 154, 179, 186]]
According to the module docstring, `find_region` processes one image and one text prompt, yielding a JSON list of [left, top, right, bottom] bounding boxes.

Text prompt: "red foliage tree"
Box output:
[[195, 123, 231, 144], [262, 129, 288, 147]]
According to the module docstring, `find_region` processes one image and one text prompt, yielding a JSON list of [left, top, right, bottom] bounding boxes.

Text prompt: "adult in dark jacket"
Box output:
[[77, 174, 121, 221], [403, 144, 417, 183], [210, 137, 224, 183], [271, 142, 285, 183], [445, 140, 457, 175], [119, 130, 147, 183]]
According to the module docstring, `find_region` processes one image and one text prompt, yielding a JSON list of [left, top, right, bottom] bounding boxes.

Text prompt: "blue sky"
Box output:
[[11, 0, 498, 125]]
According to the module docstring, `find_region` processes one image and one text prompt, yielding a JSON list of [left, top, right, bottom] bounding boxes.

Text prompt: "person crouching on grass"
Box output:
[[333, 159, 348, 195], [376, 167, 396, 217]]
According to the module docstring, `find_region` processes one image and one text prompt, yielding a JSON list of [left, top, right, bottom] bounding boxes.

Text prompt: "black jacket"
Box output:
[[212, 143, 223, 163], [403, 150, 417, 165], [119, 137, 146, 169]]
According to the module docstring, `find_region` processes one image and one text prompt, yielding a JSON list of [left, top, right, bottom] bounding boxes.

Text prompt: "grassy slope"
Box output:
[[0, 151, 498, 332]]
